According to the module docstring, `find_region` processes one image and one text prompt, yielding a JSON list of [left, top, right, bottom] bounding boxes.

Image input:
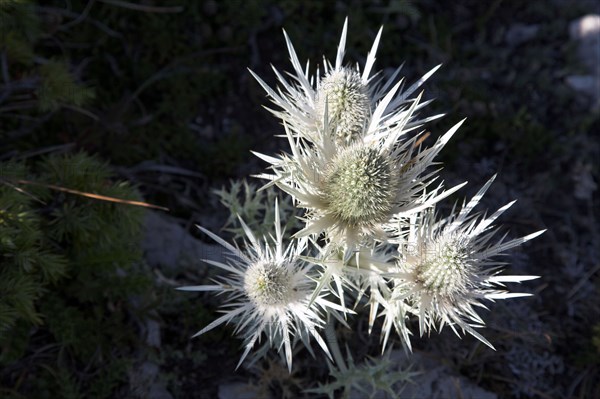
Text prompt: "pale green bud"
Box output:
[[315, 68, 370, 144]]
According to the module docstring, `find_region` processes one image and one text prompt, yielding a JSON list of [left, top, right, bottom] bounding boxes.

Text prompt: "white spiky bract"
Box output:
[[387, 175, 545, 348], [178, 201, 346, 371]]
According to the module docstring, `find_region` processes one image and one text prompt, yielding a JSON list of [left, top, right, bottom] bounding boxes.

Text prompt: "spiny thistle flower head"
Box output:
[[244, 259, 298, 307], [321, 143, 398, 227], [315, 67, 370, 144], [390, 175, 545, 348], [250, 17, 468, 250], [413, 235, 470, 298], [249, 17, 444, 146], [255, 117, 467, 251], [178, 201, 342, 371]]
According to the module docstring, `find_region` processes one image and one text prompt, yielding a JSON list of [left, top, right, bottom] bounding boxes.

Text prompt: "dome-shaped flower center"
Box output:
[[244, 261, 294, 307], [323, 145, 396, 226], [415, 240, 470, 298], [315, 68, 370, 145]]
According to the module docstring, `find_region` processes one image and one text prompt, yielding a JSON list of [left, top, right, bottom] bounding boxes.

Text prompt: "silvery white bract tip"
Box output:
[[177, 201, 346, 371], [389, 176, 544, 349]]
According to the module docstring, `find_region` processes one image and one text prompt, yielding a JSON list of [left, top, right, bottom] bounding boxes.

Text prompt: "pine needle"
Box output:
[[7, 178, 169, 211]]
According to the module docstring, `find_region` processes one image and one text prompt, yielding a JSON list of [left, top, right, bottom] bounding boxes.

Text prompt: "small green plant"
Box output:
[[213, 179, 299, 241], [0, 162, 67, 338], [0, 152, 151, 398], [306, 322, 418, 399], [37, 60, 95, 112], [0, 1, 95, 115]]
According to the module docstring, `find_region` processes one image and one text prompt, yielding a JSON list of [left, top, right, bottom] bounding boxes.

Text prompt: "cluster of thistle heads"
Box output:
[[179, 18, 544, 372]]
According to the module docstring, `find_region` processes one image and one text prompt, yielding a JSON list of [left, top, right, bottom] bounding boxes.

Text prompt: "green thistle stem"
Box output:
[[325, 320, 347, 373]]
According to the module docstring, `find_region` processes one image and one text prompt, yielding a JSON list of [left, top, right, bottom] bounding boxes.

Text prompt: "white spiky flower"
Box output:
[[250, 18, 465, 250], [255, 115, 467, 251], [249, 17, 443, 146], [178, 201, 345, 371], [389, 176, 545, 348]]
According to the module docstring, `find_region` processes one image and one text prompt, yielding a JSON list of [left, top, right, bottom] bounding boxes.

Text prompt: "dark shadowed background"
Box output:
[[1, 0, 598, 398]]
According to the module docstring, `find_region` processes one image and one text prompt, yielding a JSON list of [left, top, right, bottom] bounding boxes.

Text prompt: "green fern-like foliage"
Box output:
[[0, 0, 94, 123], [0, 0, 40, 40], [0, 152, 151, 398], [1, 30, 34, 65], [213, 179, 300, 241], [306, 350, 418, 399], [37, 60, 96, 112], [0, 162, 67, 337], [0, 0, 38, 66]]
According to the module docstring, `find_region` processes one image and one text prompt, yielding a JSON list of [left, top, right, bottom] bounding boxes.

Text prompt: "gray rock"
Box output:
[[565, 74, 600, 110], [565, 74, 600, 97], [146, 384, 175, 399], [145, 317, 161, 348], [142, 210, 226, 270], [569, 14, 600, 72], [505, 23, 539, 46], [218, 382, 260, 399], [572, 160, 598, 200], [402, 352, 497, 399], [129, 361, 174, 399], [567, 14, 600, 109]]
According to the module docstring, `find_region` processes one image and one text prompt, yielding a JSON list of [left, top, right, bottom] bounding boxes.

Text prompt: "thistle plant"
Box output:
[[180, 18, 544, 374], [386, 175, 544, 349], [178, 201, 346, 371]]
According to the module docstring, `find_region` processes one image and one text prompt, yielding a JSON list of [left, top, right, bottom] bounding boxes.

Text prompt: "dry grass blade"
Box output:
[[11, 178, 169, 211], [0, 179, 46, 205]]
